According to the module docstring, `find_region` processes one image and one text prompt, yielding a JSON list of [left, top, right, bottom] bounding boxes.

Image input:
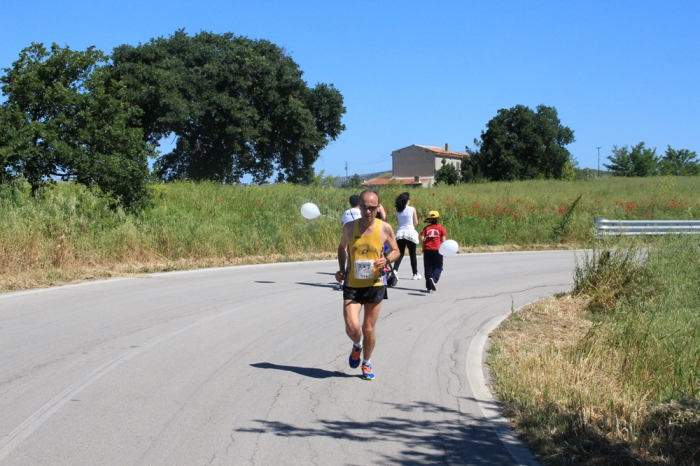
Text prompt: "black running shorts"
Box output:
[[343, 286, 386, 304]]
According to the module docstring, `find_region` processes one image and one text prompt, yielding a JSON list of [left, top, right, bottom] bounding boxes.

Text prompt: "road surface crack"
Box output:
[[248, 383, 285, 465], [225, 416, 238, 456], [455, 283, 570, 301]]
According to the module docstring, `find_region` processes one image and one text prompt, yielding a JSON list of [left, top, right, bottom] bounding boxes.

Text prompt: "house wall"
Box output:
[[392, 146, 437, 177], [392, 145, 464, 177], [435, 157, 461, 172]]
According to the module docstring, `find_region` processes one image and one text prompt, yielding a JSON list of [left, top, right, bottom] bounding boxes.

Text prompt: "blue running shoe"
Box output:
[[361, 362, 375, 380], [349, 343, 362, 369]]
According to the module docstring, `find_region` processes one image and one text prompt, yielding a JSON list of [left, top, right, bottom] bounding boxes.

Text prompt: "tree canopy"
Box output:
[[341, 174, 363, 189], [604, 143, 659, 177], [0, 43, 152, 210], [434, 158, 460, 185], [605, 143, 699, 177], [658, 146, 699, 176], [470, 104, 575, 181], [109, 30, 346, 184]]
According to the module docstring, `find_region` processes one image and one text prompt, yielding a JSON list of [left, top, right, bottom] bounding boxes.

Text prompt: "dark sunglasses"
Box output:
[[359, 204, 379, 212]]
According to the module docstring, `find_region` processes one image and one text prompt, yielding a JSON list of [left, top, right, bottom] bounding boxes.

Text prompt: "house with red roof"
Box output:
[[392, 143, 469, 179], [362, 143, 469, 187], [362, 143, 469, 188]]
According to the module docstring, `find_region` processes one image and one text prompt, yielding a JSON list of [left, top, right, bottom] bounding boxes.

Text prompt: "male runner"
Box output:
[[340, 195, 361, 225], [335, 190, 400, 380], [337, 195, 362, 290]]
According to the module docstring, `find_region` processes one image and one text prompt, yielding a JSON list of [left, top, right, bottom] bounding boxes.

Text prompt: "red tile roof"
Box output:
[[416, 145, 469, 157]]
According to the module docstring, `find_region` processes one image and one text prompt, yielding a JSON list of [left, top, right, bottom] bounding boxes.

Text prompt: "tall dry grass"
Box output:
[[0, 181, 344, 290], [1, 176, 699, 291], [489, 236, 700, 465]]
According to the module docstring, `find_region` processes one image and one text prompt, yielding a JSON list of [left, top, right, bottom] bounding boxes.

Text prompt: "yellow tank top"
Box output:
[[347, 219, 384, 288]]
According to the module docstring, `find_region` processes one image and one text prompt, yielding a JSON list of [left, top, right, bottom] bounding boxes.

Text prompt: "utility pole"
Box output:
[[345, 162, 348, 177], [596, 147, 601, 178]]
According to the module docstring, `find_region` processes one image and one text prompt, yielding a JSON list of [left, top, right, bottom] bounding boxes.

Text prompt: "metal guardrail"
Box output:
[[594, 218, 700, 237]]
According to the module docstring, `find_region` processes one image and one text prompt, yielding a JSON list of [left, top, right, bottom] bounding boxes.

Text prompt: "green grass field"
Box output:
[[1, 176, 699, 291]]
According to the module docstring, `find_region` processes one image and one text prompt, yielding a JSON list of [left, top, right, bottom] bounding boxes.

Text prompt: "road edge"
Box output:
[[465, 306, 540, 466]]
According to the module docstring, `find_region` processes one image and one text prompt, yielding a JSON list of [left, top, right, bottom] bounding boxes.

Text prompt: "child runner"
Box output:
[[420, 210, 447, 292]]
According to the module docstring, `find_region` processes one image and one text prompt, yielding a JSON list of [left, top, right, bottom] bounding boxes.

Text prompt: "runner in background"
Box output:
[[375, 204, 387, 221], [341, 195, 361, 225], [338, 195, 362, 289], [420, 210, 446, 292], [393, 192, 420, 281]]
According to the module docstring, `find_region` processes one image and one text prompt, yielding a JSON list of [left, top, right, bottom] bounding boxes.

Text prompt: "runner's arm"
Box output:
[[376, 204, 387, 221], [336, 223, 351, 281], [376, 222, 400, 269]]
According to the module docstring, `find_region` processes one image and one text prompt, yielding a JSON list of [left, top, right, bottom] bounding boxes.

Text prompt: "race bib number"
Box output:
[[354, 260, 374, 279]]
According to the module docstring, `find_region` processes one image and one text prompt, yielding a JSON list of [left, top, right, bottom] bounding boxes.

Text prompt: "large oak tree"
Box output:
[[0, 43, 153, 210], [110, 30, 346, 184]]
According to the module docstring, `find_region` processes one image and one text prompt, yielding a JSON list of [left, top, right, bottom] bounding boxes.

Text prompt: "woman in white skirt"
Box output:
[[393, 192, 421, 280]]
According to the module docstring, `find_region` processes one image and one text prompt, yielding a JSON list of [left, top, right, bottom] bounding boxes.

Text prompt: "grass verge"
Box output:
[[488, 236, 700, 465]]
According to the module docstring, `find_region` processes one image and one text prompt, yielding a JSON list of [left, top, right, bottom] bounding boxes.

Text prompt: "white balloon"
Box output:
[[301, 202, 321, 219], [439, 239, 459, 256]]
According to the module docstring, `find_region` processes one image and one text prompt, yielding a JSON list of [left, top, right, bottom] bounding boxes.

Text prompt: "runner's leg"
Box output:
[[424, 251, 434, 289], [343, 300, 363, 345], [394, 239, 407, 272], [407, 241, 418, 275], [433, 252, 444, 282], [361, 301, 382, 360]]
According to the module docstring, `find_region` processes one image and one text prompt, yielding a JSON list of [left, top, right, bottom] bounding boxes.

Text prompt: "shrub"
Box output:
[[572, 244, 661, 312]]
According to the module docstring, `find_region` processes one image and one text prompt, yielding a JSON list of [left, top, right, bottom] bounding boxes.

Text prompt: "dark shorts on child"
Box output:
[[343, 286, 386, 304]]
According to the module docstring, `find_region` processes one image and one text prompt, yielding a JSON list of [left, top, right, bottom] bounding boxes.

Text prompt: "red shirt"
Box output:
[[421, 224, 447, 251]]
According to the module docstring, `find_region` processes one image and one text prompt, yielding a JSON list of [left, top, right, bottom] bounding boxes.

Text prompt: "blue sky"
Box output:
[[2, 1, 698, 178]]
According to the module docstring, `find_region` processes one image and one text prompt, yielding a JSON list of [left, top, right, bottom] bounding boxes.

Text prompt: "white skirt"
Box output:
[[395, 229, 419, 244]]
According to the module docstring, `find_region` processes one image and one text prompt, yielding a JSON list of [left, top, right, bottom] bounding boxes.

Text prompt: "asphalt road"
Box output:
[[0, 251, 579, 465]]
